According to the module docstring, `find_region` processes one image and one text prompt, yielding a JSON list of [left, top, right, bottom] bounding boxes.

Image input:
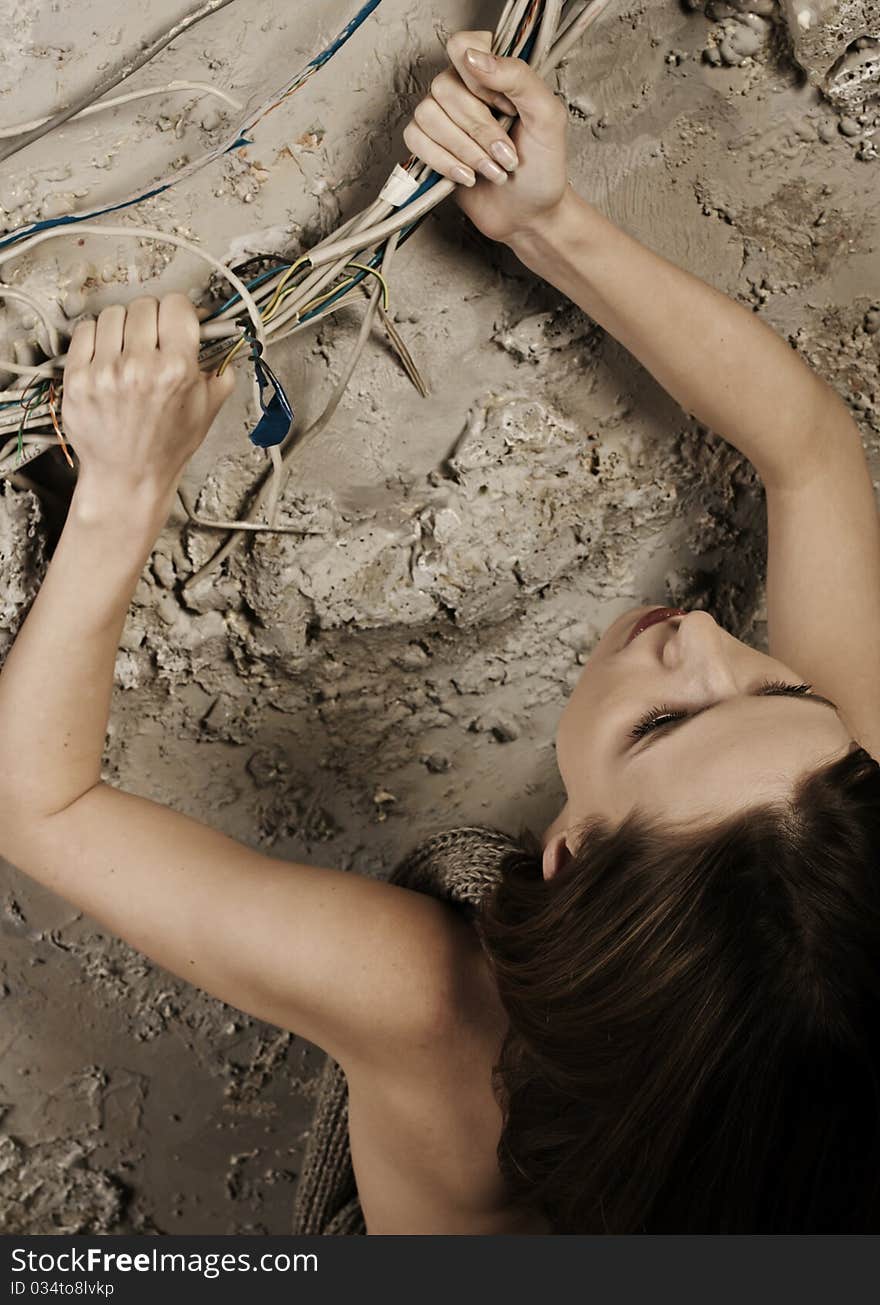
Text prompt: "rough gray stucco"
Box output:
[[0, 0, 878, 1232]]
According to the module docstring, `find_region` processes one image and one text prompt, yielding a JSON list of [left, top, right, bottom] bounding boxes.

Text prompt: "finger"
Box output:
[[413, 96, 511, 183], [122, 296, 159, 353], [444, 30, 515, 115], [427, 73, 519, 171], [157, 292, 200, 358], [93, 304, 126, 363], [461, 46, 566, 145], [402, 119, 476, 187], [64, 318, 96, 370]]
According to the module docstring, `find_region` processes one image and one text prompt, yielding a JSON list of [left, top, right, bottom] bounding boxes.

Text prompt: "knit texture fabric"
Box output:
[[291, 825, 523, 1236]]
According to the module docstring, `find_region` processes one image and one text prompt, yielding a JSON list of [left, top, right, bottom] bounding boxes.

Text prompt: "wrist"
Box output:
[[70, 472, 173, 536], [506, 187, 603, 269]]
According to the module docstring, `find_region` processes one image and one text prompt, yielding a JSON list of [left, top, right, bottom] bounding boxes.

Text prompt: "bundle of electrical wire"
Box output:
[[0, 0, 615, 588]]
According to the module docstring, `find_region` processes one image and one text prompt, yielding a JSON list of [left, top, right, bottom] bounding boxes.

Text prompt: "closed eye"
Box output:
[[628, 681, 835, 747]]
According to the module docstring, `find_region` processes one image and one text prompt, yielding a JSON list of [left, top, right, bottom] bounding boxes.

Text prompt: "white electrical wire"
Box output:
[[0, 286, 61, 355], [531, 0, 564, 72], [176, 0, 619, 577], [182, 253, 391, 588], [0, 357, 59, 379], [0, 427, 56, 478], [4, 1, 617, 557], [0, 224, 269, 488], [543, 0, 615, 71], [0, 404, 50, 431], [0, 81, 243, 139], [0, 223, 266, 383], [4, 0, 604, 393], [0, 0, 240, 163]]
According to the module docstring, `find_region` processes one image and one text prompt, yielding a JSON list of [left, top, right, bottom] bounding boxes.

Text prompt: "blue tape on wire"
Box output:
[[246, 338, 294, 448]]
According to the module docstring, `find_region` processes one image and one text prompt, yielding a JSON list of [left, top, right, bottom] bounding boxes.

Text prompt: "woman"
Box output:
[[1, 31, 879, 1234]]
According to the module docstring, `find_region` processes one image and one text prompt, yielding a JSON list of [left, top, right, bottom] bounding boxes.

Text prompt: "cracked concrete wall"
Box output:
[[1, 0, 878, 1232]]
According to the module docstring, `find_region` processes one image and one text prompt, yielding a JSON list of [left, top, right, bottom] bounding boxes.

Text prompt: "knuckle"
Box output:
[[164, 291, 193, 315], [463, 132, 493, 164], [93, 365, 116, 394], [62, 370, 86, 401], [470, 114, 497, 142], [412, 97, 434, 128], [158, 356, 188, 386], [432, 70, 464, 109], [119, 357, 145, 389]]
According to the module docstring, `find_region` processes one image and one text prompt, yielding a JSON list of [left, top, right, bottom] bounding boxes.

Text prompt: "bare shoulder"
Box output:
[[344, 923, 550, 1233], [340, 885, 508, 1074]]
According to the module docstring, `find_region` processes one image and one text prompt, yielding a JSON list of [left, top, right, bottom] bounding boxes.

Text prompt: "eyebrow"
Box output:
[[627, 688, 840, 759]]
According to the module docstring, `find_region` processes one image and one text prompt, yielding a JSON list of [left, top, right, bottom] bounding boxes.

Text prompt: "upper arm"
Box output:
[[10, 783, 470, 1071], [765, 404, 880, 756]]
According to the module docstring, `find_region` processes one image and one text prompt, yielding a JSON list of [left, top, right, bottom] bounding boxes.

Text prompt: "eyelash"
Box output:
[[629, 680, 814, 741]]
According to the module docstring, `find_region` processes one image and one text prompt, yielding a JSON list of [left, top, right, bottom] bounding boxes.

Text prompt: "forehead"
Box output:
[[618, 696, 851, 822]]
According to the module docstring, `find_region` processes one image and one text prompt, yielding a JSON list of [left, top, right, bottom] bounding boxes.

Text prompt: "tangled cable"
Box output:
[[0, 0, 615, 589]]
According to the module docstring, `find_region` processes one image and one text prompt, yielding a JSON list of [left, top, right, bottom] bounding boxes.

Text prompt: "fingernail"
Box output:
[[477, 157, 507, 184], [490, 139, 518, 170], [466, 47, 494, 72], [451, 163, 476, 185]]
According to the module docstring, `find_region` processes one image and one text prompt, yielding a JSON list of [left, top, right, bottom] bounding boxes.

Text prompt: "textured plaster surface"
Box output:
[[0, 0, 878, 1232]]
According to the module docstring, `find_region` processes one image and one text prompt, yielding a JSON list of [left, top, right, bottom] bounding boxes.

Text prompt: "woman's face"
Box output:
[[549, 606, 853, 847]]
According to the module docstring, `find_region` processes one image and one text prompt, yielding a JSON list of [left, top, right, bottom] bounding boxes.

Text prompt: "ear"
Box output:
[[542, 831, 573, 882]]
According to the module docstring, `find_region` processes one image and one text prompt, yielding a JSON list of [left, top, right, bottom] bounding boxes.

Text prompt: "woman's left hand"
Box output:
[[61, 293, 234, 515]]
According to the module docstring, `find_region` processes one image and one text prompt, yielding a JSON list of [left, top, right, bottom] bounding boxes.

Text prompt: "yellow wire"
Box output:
[[269, 262, 389, 323], [343, 261, 389, 311], [273, 274, 355, 320], [217, 333, 248, 374], [217, 253, 313, 370], [260, 254, 311, 319], [217, 260, 390, 372]]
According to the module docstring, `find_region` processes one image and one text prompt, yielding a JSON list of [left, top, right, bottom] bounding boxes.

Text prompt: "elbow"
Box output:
[[0, 795, 67, 871]]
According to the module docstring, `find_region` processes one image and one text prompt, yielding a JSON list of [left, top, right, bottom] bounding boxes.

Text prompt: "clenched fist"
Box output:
[[402, 30, 569, 245], [62, 293, 234, 513]]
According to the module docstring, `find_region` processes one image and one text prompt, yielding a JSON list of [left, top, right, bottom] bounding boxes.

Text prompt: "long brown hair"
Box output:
[[476, 745, 880, 1232]]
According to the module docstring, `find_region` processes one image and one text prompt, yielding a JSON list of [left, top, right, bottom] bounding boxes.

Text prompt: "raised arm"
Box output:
[[507, 190, 880, 750], [407, 32, 880, 752], [0, 296, 476, 1073], [509, 193, 840, 494]]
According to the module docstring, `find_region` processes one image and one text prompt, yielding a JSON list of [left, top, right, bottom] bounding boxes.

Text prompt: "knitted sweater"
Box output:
[[291, 826, 521, 1236]]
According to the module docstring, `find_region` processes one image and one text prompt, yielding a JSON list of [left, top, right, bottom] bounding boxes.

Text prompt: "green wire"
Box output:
[[15, 379, 50, 467]]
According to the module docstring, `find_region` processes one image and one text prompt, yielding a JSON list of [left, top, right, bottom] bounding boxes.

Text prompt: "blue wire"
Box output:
[[205, 0, 527, 325], [518, 29, 539, 62], [0, 0, 386, 253], [308, 0, 382, 69], [4, 0, 550, 437], [202, 262, 294, 321]]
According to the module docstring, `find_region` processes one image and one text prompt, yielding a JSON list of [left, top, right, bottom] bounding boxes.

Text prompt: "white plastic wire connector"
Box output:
[[379, 163, 421, 207]]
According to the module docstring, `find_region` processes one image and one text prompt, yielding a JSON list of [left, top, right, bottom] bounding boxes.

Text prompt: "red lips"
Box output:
[[624, 606, 687, 647]]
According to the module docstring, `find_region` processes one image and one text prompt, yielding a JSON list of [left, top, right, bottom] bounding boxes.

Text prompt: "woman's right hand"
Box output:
[[402, 30, 570, 247]]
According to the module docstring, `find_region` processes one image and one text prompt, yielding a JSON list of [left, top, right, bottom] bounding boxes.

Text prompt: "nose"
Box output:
[[661, 611, 738, 694]]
